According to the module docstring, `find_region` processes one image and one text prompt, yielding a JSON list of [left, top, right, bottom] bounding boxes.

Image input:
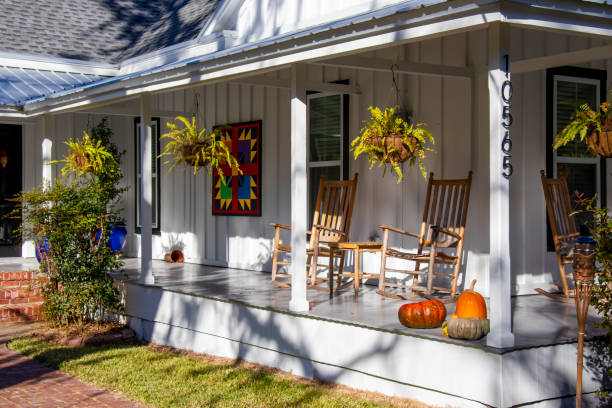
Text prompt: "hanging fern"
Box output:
[[158, 115, 242, 183], [351, 106, 434, 183]]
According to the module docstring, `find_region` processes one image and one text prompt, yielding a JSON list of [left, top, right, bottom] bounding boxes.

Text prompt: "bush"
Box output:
[[13, 118, 126, 326]]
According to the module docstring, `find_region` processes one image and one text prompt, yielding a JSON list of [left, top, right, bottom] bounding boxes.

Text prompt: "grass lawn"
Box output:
[[9, 337, 429, 408]]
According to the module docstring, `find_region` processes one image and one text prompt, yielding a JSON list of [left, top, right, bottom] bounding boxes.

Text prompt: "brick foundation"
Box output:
[[0, 270, 43, 322]]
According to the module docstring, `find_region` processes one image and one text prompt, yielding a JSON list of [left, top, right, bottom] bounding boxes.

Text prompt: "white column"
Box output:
[[42, 114, 53, 189], [289, 63, 309, 312], [487, 22, 514, 349], [139, 93, 154, 285]]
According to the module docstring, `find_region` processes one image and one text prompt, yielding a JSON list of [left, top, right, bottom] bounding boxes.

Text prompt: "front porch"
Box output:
[[111, 258, 608, 407]]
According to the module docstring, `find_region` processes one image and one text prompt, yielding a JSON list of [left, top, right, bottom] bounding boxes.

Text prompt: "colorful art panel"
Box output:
[[212, 121, 262, 216]]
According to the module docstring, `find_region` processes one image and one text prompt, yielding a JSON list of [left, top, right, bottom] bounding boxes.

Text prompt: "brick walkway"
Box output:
[[0, 323, 143, 408]]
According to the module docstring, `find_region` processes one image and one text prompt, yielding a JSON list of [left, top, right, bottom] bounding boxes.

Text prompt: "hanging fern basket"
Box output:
[[181, 142, 210, 167], [371, 134, 417, 164], [585, 119, 612, 158]]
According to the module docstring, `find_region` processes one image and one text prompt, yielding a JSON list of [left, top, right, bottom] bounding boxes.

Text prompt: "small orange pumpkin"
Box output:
[[456, 279, 487, 319], [398, 299, 447, 329]]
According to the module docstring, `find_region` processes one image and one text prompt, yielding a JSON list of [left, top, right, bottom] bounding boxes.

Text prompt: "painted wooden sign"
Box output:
[[212, 121, 262, 216]]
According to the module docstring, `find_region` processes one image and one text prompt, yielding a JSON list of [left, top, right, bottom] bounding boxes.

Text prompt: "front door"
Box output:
[[0, 125, 22, 256]]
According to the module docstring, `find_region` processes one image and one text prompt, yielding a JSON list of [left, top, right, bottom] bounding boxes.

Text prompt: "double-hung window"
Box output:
[[547, 67, 606, 240], [307, 92, 349, 222], [134, 117, 161, 233]]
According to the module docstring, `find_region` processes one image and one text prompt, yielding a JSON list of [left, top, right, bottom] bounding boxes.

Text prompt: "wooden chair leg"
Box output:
[[271, 226, 282, 282], [336, 252, 346, 287], [450, 241, 464, 297], [378, 229, 389, 292], [426, 241, 438, 296], [557, 254, 570, 298]]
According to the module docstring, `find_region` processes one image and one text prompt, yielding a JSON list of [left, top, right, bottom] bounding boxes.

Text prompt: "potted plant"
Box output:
[[554, 94, 612, 157], [57, 131, 117, 177], [351, 106, 434, 182], [159, 115, 241, 181]]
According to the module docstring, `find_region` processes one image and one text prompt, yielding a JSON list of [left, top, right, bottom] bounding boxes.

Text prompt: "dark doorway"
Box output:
[[0, 125, 22, 256]]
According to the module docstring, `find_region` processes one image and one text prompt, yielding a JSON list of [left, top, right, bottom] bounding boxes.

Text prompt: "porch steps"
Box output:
[[0, 270, 43, 322]]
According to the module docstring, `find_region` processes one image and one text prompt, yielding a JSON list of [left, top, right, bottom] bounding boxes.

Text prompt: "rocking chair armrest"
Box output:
[[379, 224, 420, 239], [312, 224, 346, 236], [430, 226, 461, 240], [555, 232, 580, 241], [270, 223, 291, 230], [270, 223, 312, 235]]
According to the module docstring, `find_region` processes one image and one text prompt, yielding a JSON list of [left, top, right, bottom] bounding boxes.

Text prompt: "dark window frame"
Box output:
[[134, 117, 161, 235], [545, 66, 607, 251]]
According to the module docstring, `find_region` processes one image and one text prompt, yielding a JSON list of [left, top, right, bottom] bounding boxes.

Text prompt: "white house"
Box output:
[[0, 0, 611, 406]]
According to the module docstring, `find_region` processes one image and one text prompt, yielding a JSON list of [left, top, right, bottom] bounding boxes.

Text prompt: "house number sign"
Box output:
[[501, 54, 513, 179]]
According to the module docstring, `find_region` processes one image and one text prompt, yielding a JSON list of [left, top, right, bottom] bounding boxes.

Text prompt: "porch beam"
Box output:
[[487, 22, 514, 352], [231, 76, 361, 94], [289, 63, 309, 313], [316, 56, 472, 79], [512, 45, 612, 74], [77, 105, 189, 118], [139, 92, 154, 285]]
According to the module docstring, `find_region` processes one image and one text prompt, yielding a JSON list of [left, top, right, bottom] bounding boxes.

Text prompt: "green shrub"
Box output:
[[12, 118, 125, 326]]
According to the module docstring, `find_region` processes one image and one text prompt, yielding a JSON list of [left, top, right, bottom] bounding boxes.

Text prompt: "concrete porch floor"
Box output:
[[112, 258, 607, 352], [1, 256, 606, 351]]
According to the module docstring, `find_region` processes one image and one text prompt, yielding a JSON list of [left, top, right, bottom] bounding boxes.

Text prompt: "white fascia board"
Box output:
[[502, 1, 612, 38], [118, 31, 239, 75], [199, 0, 245, 38], [22, 0, 499, 116], [0, 51, 118, 76], [23, 10, 498, 116]]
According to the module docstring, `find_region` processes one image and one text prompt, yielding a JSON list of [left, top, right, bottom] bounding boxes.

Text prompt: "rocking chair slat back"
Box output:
[[541, 170, 577, 238], [311, 174, 359, 245], [421, 173, 472, 246]]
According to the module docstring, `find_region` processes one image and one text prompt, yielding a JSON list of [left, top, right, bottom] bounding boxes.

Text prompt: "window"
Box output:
[[307, 92, 349, 222], [134, 117, 161, 233], [546, 67, 606, 247]]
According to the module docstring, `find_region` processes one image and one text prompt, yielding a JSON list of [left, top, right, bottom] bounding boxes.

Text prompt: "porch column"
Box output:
[[289, 63, 309, 312], [139, 93, 154, 285], [42, 114, 53, 189], [487, 22, 514, 349]]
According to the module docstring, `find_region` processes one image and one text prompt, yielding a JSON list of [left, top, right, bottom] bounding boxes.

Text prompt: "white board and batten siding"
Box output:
[[15, 26, 612, 297]]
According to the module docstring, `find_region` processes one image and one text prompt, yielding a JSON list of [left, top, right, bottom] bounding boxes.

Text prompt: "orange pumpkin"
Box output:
[[398, 299, 447, 329], [456, 279, 487, 319]]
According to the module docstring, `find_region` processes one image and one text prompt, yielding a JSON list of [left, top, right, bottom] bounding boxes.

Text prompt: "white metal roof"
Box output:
[[0, 65, 107, 107]]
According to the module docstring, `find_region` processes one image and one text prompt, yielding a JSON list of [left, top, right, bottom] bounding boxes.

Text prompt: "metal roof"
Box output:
[[0, 65, 107, 107]]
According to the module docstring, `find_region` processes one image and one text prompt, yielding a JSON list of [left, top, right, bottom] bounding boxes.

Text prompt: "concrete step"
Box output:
[[0, 302, 42, 322]]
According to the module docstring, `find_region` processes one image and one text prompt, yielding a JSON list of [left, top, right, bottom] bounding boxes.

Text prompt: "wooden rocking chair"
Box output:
[[535, 170, 579, 303], [270, 173, 359, 288], [377, 172, 472, 302]]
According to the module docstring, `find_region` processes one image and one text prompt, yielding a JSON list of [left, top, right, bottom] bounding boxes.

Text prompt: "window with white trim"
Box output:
[[135, 117, 160, 232], [307, 92, 348, 222], [547, 67, 606, 243]]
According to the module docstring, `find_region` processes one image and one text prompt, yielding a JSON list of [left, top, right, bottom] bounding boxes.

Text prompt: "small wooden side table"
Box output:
[[327, 242, 382, 295]]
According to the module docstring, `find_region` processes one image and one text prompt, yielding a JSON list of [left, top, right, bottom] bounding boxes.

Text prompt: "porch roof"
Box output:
[[0, 65, 108, 108], [2, 0, 610, 115]]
